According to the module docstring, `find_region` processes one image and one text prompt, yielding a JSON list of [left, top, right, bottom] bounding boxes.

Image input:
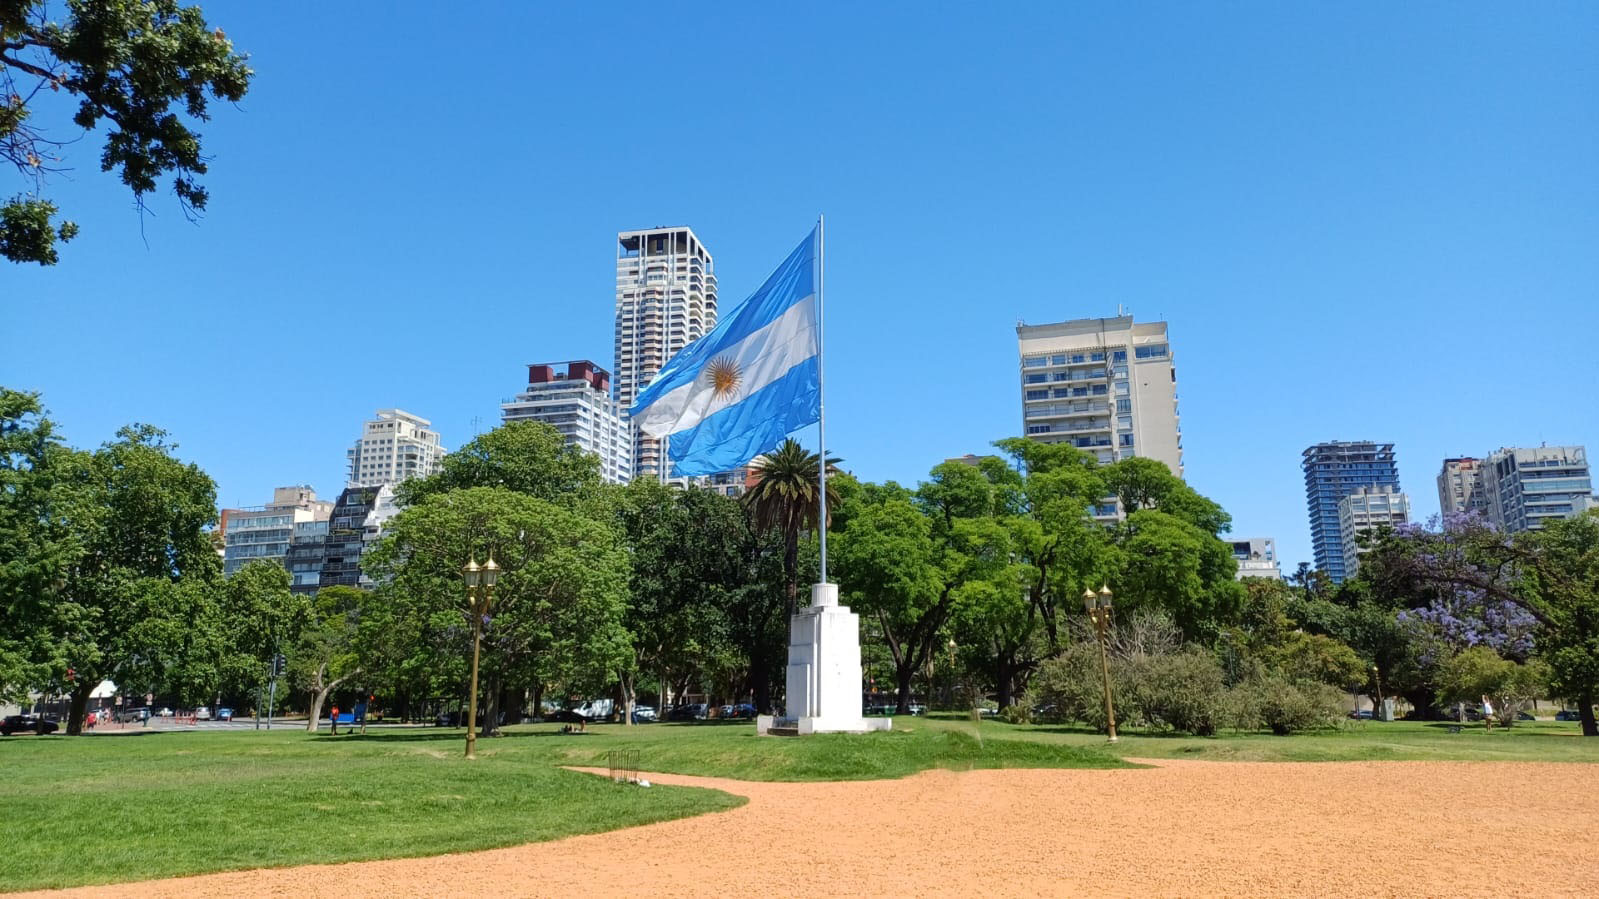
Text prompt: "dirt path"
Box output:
[[33, 759, 1599, 897]]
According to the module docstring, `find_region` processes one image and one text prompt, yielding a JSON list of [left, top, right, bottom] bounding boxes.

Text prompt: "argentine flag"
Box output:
[[629, 227, 820, 477]]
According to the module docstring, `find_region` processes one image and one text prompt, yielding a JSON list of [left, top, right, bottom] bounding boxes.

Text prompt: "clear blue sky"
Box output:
[[5, 3, 1596, 570]]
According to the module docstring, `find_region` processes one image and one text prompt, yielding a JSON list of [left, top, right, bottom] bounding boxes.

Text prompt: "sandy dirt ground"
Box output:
[[32, 759, 1599, 898]]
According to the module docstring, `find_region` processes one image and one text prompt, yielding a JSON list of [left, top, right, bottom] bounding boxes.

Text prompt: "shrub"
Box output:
[[1001, 703, 1033, 725], [1228, 675, 1343, 735], [1032, 641, 1110, 732], [1137, 648, 1225, 736]]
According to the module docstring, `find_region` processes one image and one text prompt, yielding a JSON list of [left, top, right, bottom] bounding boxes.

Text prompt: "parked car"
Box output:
[[216, 707, 234, 721], [194, 706, 211, 720], [1555, 709, 1583, 722], [906, 704, 926, 716], [668, 703, 708, 721], [1347, 710, 1373, 720], [631, 705, 657, 723], [724, 703, 759, 720], [1, 714, 60, 736], [115, 707, 149, 723], [434, 710, 466, 727]]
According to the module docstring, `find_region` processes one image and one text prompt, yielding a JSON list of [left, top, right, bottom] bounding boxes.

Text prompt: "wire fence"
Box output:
[[607, 749, 640, 784]]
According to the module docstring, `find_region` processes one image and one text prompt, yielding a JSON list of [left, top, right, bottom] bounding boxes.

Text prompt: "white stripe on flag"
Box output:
[[635, 295, 817, 438]]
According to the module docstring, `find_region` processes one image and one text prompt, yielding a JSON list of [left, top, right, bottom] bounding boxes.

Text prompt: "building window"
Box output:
[[1027, 425, 1051, 434], [1025, 389, 1049, 400], [1116, 398, 1131, 413], [1135, 344, 1169, 359], [1090, 351, 1105, 362], [1050, 354, 1066, 365], [1024, 356, 1047, 368], [1025, 373, 1047, 384], [1113, 350, 1127, 362], [1120, 434, 1135, 447]]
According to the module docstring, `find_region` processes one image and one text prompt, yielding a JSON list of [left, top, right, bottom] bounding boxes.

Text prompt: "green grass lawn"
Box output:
[[914, 714, 1599, 763], [4, 717, 1593, 892], [0, 722, 1122, 891]]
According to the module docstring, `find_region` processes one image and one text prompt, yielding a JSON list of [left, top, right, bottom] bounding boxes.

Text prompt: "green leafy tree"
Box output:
[[396, 421, 602, 509], [616, 480, 755, 716], [10, 420, 221, 733], [835, 482, 947, 714], [0, 388, 71, 700], [292, 585, 369, 732], [364, 487, 631, 736], [744, 438, 839, 618], [1366, 512, 1599, 736], [216, 560, 308, 709], [1, 0, 252, 264]]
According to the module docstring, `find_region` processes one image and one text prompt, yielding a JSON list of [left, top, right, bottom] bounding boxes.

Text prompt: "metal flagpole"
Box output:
[[816, 214, 828, 585]]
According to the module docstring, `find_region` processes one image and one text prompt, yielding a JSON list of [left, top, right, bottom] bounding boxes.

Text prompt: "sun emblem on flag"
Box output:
[[704, 355, 743, 404]]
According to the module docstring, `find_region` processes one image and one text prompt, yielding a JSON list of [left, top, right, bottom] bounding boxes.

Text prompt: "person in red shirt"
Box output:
[[330, 704, 340, 735]]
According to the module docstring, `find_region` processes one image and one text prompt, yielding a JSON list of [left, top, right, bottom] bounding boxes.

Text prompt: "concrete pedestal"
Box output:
[[772, 583, 890, 735]]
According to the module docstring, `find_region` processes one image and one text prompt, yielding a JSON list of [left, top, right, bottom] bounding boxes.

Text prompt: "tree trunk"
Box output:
[[305, 663, 360, 733], [750, 642, 772, 713], [783, 532, 799, 619], [479, 676, 501, 738], [532, 682, 544, 722], [1579, 692, 1597, 738], [894, 662, 915, 715], [66, 681, 91, 735], [618, 674, 634, 727]]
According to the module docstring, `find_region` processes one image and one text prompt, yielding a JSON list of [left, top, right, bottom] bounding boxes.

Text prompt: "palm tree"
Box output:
[[744, 438, 841, 617]]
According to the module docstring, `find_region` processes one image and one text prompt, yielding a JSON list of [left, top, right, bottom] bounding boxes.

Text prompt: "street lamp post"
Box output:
[[461, 556, 500, 760], [1083, 584, 1118, 743]]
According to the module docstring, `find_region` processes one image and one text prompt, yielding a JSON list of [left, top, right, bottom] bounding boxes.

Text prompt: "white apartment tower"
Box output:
[[1481, 445, 1594, 533], [347, 409, 444, 487], [1338, 485, 1411, 578], [613, 227, 717, 479], [502, 360, 633, 485], [1017, 316, 1182, 512]]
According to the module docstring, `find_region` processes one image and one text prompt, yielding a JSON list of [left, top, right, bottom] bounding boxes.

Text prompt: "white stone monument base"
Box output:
[[777, 582, 891, 735]]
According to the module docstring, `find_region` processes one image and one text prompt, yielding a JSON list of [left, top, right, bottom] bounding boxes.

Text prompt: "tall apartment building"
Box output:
[[347, 409, 444, 488], [222, 486, 334, 576], [1437, 457, 1488, 518], [1338, 485, 1411, 578], [1302, 441, 1400, 583], [613, 227, 717, 479], [1230, 537, 1282, 581], [315, 484, 397, 591], [1017, 316, 1181, 520], [1481, 445, 1594, 533], [283, 519, 329, 595], [501, 360, 632, 484]]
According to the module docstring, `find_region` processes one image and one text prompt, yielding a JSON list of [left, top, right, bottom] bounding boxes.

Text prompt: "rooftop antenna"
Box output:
[[471, 415, 483, 436]]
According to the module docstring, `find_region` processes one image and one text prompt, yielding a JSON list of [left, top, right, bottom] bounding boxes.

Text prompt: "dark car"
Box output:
[[1555, 709, 1583, 722], [668, 703, 708, 722], [724, 703, 759, 720], [434, 710, 466, 727], [1, 714, 60, 736], [216, 707, 234, 722]]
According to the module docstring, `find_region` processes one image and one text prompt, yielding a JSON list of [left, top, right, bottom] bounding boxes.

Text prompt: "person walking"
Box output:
[[330, 703, 340, 736], [1481, 695, 1495, 732]]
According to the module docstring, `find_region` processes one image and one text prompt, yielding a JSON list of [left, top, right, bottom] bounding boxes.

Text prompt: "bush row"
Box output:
[[1028, 639, 1345, 736]]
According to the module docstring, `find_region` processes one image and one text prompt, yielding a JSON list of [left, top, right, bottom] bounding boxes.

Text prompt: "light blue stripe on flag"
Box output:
[[628, 227, 820, 476]]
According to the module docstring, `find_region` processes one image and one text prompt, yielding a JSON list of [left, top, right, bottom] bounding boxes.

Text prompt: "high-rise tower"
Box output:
[[1302, 440, 1400, 583], [613, 227, 717, 480], [1017, 315, 1181, 520]]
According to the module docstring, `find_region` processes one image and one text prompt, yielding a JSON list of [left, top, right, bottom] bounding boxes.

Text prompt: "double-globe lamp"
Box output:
[[1082, 584, 1118, 743], [461, 555, 500, 760]]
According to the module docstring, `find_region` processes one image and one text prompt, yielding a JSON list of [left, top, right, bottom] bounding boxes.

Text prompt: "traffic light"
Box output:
[[271, 654, 286, 677]]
